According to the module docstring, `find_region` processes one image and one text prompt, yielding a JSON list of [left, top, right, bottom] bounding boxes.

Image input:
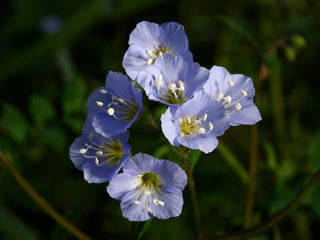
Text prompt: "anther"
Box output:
[[144, 190, 151, 196], [225, 95, 232, 103], [202, 114, 208, 121], [146, 49, 153, 55], [177, 80, 185, 91], [157, 200, 165, 206], [187, 116, 191, 124], [227, 80, 234, 86], [208, 122, 213, 131], [132, 200, 140, 205], [95, 158, 99, 165], [79, 148, 87, 154], [156, 74, 163, 87], [241, 90, 247, 96], [158, 51, 163, 56], [153, 199, 159, 206], [235, 103, 242, 110], [96, 151, 103, 155], [117, 98, 125, 104], [216, 94, 224, 99], [147, 58, 153, 65], [100, 89, 107, 94], [96, 101, 103, 107], [88, 134, 94, 139], [146, 208, 152, 213], [168, 83, 176, 91], [198, 128, 205, 134], [107, 108, 115, 116]]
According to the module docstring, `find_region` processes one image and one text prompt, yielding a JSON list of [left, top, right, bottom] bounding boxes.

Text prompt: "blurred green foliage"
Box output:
[[0, 0, 320, 239]]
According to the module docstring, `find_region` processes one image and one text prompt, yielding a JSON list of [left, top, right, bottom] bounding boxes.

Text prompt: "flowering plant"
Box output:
[[69, 20, 261, 239]]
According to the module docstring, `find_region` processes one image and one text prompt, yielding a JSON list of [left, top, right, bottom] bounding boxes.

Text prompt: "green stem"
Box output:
[[0, 149, 92, 240], [183, 153, 202, 240], [202, 167, 320, 239]]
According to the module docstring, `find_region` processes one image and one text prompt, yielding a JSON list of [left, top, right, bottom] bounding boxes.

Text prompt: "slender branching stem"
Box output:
[[0, 149, 92, 240], [202, 167, 320, 239]]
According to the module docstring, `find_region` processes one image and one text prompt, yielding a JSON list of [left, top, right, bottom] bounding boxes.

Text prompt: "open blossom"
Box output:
[[203, 65, 262, 126], [122, 21, 193, 80], [69, 119, 131, 183], [136, 53, 209, 105], [107, 153, 187, 221], [161, 91, 230, 153], [87, 71, 143, 137]]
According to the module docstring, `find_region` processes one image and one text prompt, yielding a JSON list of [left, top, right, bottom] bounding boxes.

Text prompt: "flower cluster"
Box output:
[[69, 21, 261, 222]]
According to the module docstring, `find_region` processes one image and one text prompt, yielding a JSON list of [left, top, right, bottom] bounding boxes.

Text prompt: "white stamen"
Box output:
[[96, 151, 103, 155], [187, 116, 191, 124], [168, 83, 176, 91], [95, 158, 99, 165], [225, 95, 232, 103], [153, 199, 159, 206], [147, 58, 153, 65], [146, 49, 153, 55], [96, 101, 103, 107], [146, 208, 152, 213], [181, 132, 185, 137], [132, 200, 140, 205], [241, 90, 248, 96], [107, 108, 115, 116], [216, 94, 224, 99], [235, 103, 242, 110], [156, 74, 163, 87], [227, 80, 234, 86], [157, 200, 165, 206], [198, 128, 205, 134], [79, 148, 87, 154], [100, 89, 107, 94], [178, 117, 183, 124], [177, 80, 185, 91], [208, 122, 213, 131], [158, 51, 163, 56], [202, 114, 208, 121], [144, 190, 151, 196]]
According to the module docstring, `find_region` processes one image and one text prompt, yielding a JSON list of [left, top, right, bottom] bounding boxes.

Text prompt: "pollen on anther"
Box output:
[[227, 80, 234, 86], [177, 80, 185, 91], [235, 103, 242, 110], [158, 200, 165, 206], [198, 128, 205, 134], [96, 101, 103, 106], [146, 49, 153, 55], [202, 114, 208, 121], [208, 122, 213, 131], [144, 190, 151, 196], [100, 89, 107, 94], [241, 90, 248, 96], [225, 95, 232, 103], [216, 94, 224, 99], [95, 158, 99, 165], [79, 148, 87, 154], [96, 151, 103, 155], [132, 200, 140, 205], [156, 75, 163, 87], [147, 58, 153, 65], [168, 83, 176, 91], [107, 108, 115, 116]]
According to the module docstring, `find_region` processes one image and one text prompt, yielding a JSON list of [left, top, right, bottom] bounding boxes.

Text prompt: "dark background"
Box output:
[[1, 0, 320, 239]]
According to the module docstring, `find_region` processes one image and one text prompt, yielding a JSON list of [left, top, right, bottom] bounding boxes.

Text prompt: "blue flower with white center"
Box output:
[[161, 91, 230, 153], [69, 119, 131, 184], [122, 21, 193, 80], [203, 65, 262, 126], [136, 53, 209, 105], [107, 153, 187, 222], [87, 71, 143, 137]]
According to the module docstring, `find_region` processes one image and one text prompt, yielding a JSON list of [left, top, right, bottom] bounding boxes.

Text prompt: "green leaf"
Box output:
[[62, 75, 86, 114], [188, 149, 201, 166], [42, 127, 67, 152], [29, 94, 56, 125], [1, 102, 29, 143], [131, 217, 153, 240], [307, 130, 320, 170]]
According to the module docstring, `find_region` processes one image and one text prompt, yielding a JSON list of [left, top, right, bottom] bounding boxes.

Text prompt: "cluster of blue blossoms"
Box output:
[[69, 21, 261, 222]]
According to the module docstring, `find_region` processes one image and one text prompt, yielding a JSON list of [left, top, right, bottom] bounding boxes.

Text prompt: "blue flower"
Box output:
[[107, 153, 187, 221], [69, 119, 132, 183], [136, 53, 209, 105], [87, 71, 143, 137], [203, 65, 262, 126], [122, 21, 193, 80], [161, 91, 230, 153]]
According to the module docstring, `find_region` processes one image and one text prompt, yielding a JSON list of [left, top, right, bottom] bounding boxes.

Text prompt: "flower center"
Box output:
[[155, 75, 186, 104], [79, 134, 124, 167], [146, 46, 173, 65], [96, 89, 139, 123], [179, 114, 213, 138], [140, 171, 161, 190]]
